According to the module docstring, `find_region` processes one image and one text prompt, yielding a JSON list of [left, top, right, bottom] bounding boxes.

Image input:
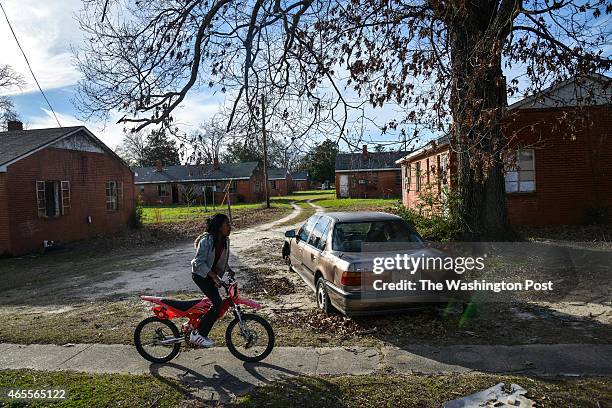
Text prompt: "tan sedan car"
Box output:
[[283, 212, 467, 315]]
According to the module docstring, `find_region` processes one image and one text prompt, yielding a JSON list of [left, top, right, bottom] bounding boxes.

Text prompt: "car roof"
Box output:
[[317, 211, 403, 222]]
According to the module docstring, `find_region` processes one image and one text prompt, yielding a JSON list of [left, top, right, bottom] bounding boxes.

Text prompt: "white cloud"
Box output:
[[27, 108, 125, 149], [0, 0, 82, 95]]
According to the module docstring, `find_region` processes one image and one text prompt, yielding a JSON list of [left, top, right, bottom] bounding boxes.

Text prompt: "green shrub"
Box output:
[[388, 204, 461, 242], [129, 194, 144, 229]]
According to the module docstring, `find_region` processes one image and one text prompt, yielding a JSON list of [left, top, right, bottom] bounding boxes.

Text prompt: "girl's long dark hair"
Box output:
[[194, 213, 229, 248]]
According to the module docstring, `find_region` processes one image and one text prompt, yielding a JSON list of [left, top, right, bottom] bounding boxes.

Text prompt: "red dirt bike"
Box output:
[[135, 277, 274, 363]]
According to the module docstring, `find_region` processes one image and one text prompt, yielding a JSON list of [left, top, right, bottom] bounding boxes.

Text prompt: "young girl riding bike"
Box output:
[[190, 213, 234, 347]]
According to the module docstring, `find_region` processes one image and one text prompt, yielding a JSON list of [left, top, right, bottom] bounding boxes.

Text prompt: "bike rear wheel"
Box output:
[[225, 313, 274, 362], [134, 317, 181, 363]]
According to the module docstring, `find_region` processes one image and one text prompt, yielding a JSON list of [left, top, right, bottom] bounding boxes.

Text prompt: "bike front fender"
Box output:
[[235, 297, 262, 310]]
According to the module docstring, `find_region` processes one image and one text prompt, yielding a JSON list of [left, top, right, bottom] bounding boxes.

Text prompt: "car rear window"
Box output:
[[332, 220, 423, 252]]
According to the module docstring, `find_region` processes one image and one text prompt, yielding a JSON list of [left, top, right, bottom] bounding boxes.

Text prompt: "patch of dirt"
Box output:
[[244, 276, 296, 297]]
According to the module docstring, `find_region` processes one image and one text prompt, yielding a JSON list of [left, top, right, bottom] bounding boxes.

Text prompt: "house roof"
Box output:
[[395, 135, 449, 164], [134, 162, 260, 184], [335, 150, 410, 172], [291, 171, 308, 180], [0, 126, 128, 172], [268, 168, 289, 180], [508, 73, 611, 110], [0, 126, 84, 167]]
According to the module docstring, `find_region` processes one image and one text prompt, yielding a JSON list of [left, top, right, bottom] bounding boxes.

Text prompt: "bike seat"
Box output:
[[161, 298, 202, 311]]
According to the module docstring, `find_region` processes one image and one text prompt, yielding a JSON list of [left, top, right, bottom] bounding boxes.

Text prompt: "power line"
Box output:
[[0, 1, 62, 127]]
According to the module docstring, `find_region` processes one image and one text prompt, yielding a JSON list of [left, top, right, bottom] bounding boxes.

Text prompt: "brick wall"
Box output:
[[0, 173, 10, 255], [293, 180, 312, 191], [5, 147, 134, 255], [399, 105, 612, 227], [335, 169, 402, 198]]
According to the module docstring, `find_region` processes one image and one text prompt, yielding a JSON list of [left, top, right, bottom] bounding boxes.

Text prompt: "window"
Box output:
[[228, 181, 237, 193], [106, 181, 123, 211], [298, 215, 319, 242], [505, 149, 535, 193], [426, 158, 430, 184], [36, 181, 70, 218], [157, 184, 169, 197], [308, 217, 332, 249], [395, 171, 402, 186], [139, 185, 145, 193], [405, 165, 411, 191], [332, 221, 423, 252], [415, 162, 421, 191], [270, 180, 277, 190]]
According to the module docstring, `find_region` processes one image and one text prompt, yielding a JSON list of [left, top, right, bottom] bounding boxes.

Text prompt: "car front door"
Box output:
[[292, 215, 319, 276], [302, 216, 332, 286]]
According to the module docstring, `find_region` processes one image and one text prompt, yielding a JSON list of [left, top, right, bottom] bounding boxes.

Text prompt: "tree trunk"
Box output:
[[448, 4, 515, 241]]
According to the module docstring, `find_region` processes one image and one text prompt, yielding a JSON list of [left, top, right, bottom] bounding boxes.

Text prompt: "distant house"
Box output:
[[268, 168, 292, 196], [397, 74, 612, 227], [291, 171, 311, 191], [134, 160, 265, 205], [335, 145, 410, 198], [0, 122, 134, 256]]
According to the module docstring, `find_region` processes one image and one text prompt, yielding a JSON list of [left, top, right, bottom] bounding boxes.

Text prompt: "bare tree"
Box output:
[[75, 0, 611, 239], [115, 131, 147, 167], [177, 117, 227, 164], [0, 65, 24, 130]]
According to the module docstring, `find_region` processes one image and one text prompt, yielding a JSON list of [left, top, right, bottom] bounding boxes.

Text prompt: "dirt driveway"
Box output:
[[0, 203, 610, 348]]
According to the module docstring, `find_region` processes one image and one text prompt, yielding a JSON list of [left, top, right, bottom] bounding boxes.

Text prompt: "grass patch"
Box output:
[[234, 373, 612, 408], [0, 369, 192, 407], [314, 197, 399, 212], [3, 298, 609, 347], [142, 202, 291, 224]]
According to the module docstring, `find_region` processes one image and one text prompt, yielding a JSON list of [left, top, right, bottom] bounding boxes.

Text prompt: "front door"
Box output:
[[339, 175, 349, 198], [171, 184, 179, 204]]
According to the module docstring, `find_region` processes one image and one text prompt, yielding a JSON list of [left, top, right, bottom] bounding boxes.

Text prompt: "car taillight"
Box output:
[[340, 271, 361, 286]]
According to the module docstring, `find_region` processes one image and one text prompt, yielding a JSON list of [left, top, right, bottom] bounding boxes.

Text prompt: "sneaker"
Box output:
[[189, 330, 215, 348]]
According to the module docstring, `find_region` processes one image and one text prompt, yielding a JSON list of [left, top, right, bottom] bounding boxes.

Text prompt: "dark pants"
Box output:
[[192, 273, 223, 337]]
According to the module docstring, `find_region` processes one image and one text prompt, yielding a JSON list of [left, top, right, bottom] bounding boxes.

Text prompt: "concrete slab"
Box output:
[[382, 346, 471, 374], [315, 346, 380, 375], [0, 343, 91, 370]]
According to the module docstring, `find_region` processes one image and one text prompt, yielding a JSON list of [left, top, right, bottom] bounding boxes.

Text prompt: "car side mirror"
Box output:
[[285, 230, 296, 238]]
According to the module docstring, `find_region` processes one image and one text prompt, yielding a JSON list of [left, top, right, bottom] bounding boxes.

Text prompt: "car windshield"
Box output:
[[332, 220, 423, 252]]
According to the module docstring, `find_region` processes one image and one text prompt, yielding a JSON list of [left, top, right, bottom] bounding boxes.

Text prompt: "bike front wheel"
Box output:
[[225, 313, 274, 362]]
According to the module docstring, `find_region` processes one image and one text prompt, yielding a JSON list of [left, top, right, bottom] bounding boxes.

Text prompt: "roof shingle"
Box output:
[[0, 126, 83, 166], [134, 162, 260, 184]]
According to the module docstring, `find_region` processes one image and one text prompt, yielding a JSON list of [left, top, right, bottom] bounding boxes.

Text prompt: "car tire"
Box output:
[[316, 278, 334, 314]]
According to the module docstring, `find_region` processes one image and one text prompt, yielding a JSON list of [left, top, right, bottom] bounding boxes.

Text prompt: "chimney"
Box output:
[[213, 156, 220, 170], [362, 144, 368, 158], [7, 120, 23, 131], [155, 160, 163, 172]]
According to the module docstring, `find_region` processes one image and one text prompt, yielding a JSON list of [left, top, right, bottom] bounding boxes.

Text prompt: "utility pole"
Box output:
[[261, 96, 270, 209]]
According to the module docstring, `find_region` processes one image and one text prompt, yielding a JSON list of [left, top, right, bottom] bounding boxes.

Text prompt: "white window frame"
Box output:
[[505, 149, 536, 193], [157, 183, 169, 197], [106, 181, 119, 212], [36, 180, 69, 218]]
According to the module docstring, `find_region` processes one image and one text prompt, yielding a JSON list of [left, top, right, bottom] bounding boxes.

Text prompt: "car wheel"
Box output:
[[316, 278, 333, 314]]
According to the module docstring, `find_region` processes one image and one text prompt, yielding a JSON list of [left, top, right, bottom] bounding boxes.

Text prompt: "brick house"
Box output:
[[335, 146, 409, 198], [134, 160, 265, 205], [397, 74, 612, 227], [291, 171, 312, 191], [268, 168, 292, 196], [0, 122, 134, 256]]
